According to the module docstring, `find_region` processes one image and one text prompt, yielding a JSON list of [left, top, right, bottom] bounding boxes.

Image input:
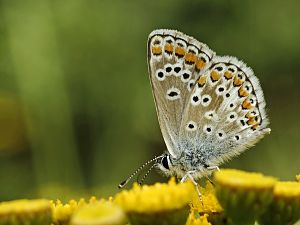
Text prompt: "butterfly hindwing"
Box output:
[[147, 29, 215, 158], [179, 56, 270, 166]]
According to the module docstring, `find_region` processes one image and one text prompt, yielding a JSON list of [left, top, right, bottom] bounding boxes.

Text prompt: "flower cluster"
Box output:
[[0, 169, 300, 225]]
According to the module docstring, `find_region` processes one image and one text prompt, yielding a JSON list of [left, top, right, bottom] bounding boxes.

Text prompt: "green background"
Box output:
[[0, 0, 299, 201]]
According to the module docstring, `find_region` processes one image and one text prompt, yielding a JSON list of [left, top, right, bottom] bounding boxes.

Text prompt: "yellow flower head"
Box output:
[[258, 181, 300, 225], [115, 178, 193, 225], [214, 169, 276, 190], [0, 199, 51, 225], [186, 212, 212, 225], [70, 202, 127, 225], [114, 177, 194, 213], [214, 169, 277, 225], [51, 196, 101, 225], [274, 181, 300, 198]]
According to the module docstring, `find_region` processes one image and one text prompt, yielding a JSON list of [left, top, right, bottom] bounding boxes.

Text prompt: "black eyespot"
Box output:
[[218, 87, 225, 92], [235, 135, 240, 140], [215, 66, 223, 71], [189, 82, 194, 88], [218, 133, 223, 137], [228, 68, 235, 72], [161, 156, 169, 170], [230, 103, 234, 108], [206, 127, 211, 132], [193, 96, 199, 102], [203, 97, 209, 103], [245, 85, 250, 91], [189, 49, 196, 54], [183, 73, 190, 79], [166, 67, 172, 73], [226, 93, 230, 98], [238, 74, 243, 79], [174, 67, 181, 73], [166, 39, 172, 44], [230, 114, 235, 119], [168, 91, 178, 97], [188, 123, 194, 129], [200, 56, 207, 63], [177, 42, 184, 47], [250, 99, 254, 104], [154, 40, 161, 45], [158, 72, 164, 78], [240, 120, 246, 126]]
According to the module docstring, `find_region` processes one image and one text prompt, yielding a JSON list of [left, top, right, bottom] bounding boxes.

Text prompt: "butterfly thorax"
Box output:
[[157, 150, 213, 179]]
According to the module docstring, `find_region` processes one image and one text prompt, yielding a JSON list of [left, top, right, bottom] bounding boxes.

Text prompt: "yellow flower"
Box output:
[[190, 182, 225, 225], [51, 196, 100, 225], [114, 178, 194, 225], [70, 202, 127, 225], [0, 199, 52, 225], [186, 211, 212, 225], [191, 182, 223, 214], [214, 169, 277, 225], [258, 181, 300, 225]]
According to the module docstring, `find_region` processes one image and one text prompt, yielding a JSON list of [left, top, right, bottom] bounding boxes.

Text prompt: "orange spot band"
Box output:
[[197, 75, 207, 87], [211, 71, 221, 82], [152, 47, 162, 55], [164, 44, 174, 53], [196, 59, 206, 70], [175, 47, 185, 57]]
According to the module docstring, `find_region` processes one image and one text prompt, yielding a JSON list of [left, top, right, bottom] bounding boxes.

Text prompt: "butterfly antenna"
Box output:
[[118, 155, 164, 189], [137, 163, 156, 185]]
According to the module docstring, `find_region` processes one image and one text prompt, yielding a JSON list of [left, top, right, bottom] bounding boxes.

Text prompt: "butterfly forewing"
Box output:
[[147, 29, 215, 158]]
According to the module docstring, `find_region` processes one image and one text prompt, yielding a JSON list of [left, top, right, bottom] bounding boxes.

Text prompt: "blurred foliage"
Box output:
[[0, 0, 299, 201]]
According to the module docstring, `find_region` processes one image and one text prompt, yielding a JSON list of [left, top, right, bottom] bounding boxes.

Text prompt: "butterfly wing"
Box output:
[[147, 29, 215, 158], [179, 55, 270, 166]]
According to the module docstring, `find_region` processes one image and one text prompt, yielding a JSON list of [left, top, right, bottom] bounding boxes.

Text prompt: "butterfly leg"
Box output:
[[205, 165, 220, 186], [206, 165, 220, 171], [181, 171, 203, 204]]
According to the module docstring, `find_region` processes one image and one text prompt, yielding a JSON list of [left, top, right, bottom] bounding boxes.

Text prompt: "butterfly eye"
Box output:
[[161, 155, 170, 170]]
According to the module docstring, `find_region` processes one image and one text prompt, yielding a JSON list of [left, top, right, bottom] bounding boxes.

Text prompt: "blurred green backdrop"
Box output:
[[0, 0, 299, 201]]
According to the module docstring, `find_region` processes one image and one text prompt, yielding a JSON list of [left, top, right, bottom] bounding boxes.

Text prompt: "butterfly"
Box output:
[[119, 29, 270, 190]]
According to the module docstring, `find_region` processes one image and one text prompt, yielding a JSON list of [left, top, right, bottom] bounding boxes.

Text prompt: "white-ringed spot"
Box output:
[[155, 69, 166, 81], [191, 93, 201, 106], [203, 125, 213, 134], [227, 112, 238, 122], [186, 121, 197, 132], [201, 94, 212, 107], [166, 87, 181, 101]]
